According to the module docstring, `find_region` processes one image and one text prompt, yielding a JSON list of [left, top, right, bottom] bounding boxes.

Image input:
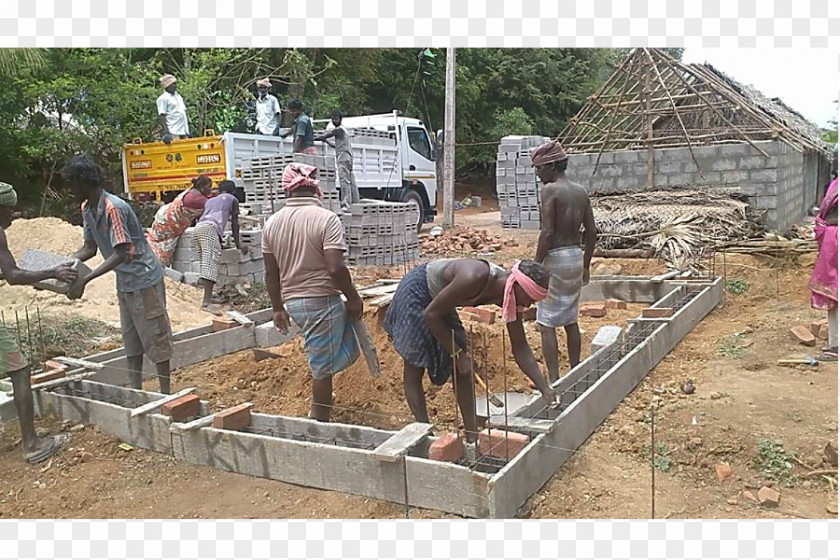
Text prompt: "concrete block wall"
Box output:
[[563, 140, 811, 231], [170, 227, 265, 286], [496, 136, 549, 230]]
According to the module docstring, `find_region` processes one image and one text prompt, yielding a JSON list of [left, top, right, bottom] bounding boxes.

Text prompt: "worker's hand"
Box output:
[[541, 387, 560, 409], [162, 133, 173, 145], [345, 294, 364, 322], [582, 267, 591, 286], [273, 308, 291, 334], [66, 276, 88, 300], [53, 262, 78, 284]]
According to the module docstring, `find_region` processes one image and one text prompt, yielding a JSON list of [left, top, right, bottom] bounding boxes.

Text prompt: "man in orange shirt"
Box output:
[[261, 163, 363, 421]]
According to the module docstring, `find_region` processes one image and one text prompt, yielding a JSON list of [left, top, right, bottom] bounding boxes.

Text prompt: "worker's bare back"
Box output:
[[540, 178, 593, 248]]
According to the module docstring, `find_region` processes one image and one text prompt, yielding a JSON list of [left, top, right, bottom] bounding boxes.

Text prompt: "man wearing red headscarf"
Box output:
[[261, 163, 363, 422], [530, 140, 597, 382]]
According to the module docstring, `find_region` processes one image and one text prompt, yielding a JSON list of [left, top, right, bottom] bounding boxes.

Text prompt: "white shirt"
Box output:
[[156, 91, 190, 136], [255, 94, 281, 135]]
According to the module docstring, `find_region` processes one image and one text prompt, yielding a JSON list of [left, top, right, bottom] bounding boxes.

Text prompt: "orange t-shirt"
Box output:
[[261, 198, 346, 301]]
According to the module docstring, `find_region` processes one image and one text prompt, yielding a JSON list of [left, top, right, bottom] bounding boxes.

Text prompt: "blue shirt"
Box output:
[[293, 113, 315, 148], [82, 190, 163, 293]]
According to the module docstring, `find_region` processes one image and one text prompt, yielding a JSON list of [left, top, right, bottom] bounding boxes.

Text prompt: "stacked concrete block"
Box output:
[[496, 136, 549, 230], [239, 153, 341, 216], [17, 250, 92, 295], [170, 226, 266, 287], [341, 200, 420, 266]]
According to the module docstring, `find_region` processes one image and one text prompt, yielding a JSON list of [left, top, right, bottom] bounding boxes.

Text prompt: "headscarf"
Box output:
[[530, 139, 568, 167], [501, 261, 549, 323], [256, 78, 272, 88], [281, 163, 322, 197], [0, 182, 18, 208], [160, 74, 177, 88]]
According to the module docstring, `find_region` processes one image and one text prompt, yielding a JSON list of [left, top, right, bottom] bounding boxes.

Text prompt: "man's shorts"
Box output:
[[117, 280, 174, 364], [0, 322, 27, 376]]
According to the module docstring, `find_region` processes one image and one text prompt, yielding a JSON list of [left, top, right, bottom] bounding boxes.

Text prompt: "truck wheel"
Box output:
[[402, 189, 425, 233]]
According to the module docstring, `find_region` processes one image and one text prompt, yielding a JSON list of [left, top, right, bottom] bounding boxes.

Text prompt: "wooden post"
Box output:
[[442, 47, 456, 228], [644, 57, 655, 190]]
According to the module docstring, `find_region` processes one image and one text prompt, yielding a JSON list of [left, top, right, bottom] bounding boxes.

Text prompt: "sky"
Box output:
[[681, 48, 837, 130]]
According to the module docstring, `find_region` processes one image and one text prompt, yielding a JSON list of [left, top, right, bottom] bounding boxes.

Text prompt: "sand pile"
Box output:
[[2, 217, 206, 331]]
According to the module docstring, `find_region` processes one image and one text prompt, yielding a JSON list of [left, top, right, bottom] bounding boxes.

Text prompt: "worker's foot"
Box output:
[[463, 441, 477, 463], [24, 433, 70, 465], [234, 283, 249, 297], [201, 303, 223, 316], [817, 350, 838, 362]]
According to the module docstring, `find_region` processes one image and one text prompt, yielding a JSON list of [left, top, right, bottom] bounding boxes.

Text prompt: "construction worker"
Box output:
[[280, 99, 317, 154], [0, 181, 76, 463], [315, 111, 359, 212], [157, 74, 189, 144], [255, 78, 282, 135], [62, 155, 175, 395], [262, 163, 363, 422]]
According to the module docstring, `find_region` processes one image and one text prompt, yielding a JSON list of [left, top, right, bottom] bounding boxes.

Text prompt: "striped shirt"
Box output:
[[82, 190, 163, 293]]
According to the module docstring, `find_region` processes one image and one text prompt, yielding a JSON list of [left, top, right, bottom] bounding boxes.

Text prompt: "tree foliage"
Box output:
[[0, 48, 639, 205]]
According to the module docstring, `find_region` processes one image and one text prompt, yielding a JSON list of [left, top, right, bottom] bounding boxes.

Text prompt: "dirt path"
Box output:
[[1, 212, 837, 519]]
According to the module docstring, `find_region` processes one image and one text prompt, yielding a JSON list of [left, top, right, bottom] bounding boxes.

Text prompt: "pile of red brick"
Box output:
[[421, 228, 517, 257], [788, 320, 829, 347]]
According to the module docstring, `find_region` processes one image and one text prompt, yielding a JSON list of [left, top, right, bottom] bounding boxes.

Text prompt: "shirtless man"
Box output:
[[531, 140, 597, 382]]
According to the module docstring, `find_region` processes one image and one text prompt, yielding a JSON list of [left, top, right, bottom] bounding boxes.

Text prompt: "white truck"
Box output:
[[122, 110, 438, 230]]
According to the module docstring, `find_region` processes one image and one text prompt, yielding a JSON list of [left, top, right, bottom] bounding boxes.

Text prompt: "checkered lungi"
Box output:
[[285, 295, 360, 380], [384, 264, 467, 386], [536, 245, 584, 328], [194, 223, 222, 283]]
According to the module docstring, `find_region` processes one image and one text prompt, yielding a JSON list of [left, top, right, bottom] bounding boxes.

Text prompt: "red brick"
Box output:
[[715, 463, 733, 482], [212, 317, 238, 331], [30, 369, 66, 386], [789, 325, 816, 346], [478, 429, 530, 460], [642, 307, 674, 318], [44, 360, 69, 372], [810, 320, 827, 338], [522, 307, 537, 322], [461, 307, 496, 324], [605, 298, 627, 310], [161, 394, 201, 422], [757, 486, 780, 507], [429, 432, 463, 462], [579, 302, 607, 318], [211, 403, 253, 431], [819, 324, 829, 340]]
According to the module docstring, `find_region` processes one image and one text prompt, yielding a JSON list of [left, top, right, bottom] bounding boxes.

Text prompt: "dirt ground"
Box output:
[[1, 211, 837, 519]]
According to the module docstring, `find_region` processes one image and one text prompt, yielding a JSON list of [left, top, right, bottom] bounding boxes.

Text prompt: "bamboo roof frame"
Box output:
[[559, 49, 833, 166]]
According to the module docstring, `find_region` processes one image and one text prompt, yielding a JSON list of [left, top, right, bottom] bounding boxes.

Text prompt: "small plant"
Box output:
[[717, 333, 747, 358], [753, 439, 795, 487], [725, 278, 749, 295], [642, 442, 672, 472]]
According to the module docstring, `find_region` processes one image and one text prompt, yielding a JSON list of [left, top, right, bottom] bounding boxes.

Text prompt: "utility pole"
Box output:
[[442, 47, 456, 228]]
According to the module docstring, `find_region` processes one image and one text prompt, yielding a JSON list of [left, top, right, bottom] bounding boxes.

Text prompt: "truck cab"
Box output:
[[324, 112, 438, 228]]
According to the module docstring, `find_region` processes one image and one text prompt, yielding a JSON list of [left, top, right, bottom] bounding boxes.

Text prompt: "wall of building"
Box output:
[[563, 140, 822, 231]]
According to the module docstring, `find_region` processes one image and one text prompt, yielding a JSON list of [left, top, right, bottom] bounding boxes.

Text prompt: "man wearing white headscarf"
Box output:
[[254, 77, 282, 135], [156, 74, 190, 144]]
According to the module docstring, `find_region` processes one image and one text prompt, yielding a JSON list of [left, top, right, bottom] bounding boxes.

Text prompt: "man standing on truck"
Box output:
[[62, 155, 175, 395], [157, 74, 189, 144], [254, 78, 282, 136], [315, 111, 359, 212], [531, 139, 597, 382], [262, 163, 363, 422], [0, 182, 77, 464], [280, 99, 317, 155]]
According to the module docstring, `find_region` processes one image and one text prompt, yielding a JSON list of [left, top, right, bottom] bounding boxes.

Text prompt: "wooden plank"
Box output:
[[486, 416, 556, 434], [370, 293, 395, 308], [372, 423, 433, 462], [226, 310, 254, 326], [352, 320, 381, 378], [130, 387, 196, 417], [358, 283, 399, 298], [18, 371, 100, 395], [53, 356, 105, 370]]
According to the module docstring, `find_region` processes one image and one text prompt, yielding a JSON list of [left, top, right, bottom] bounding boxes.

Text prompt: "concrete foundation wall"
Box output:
[[564, 140, 823, 231]]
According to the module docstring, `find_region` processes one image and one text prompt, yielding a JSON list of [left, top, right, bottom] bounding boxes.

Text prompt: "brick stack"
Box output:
[[341, 200, 420, 266], [496, 135, 549, 230], [170, 227, 265, 286], [239, 153, 340, 216]]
